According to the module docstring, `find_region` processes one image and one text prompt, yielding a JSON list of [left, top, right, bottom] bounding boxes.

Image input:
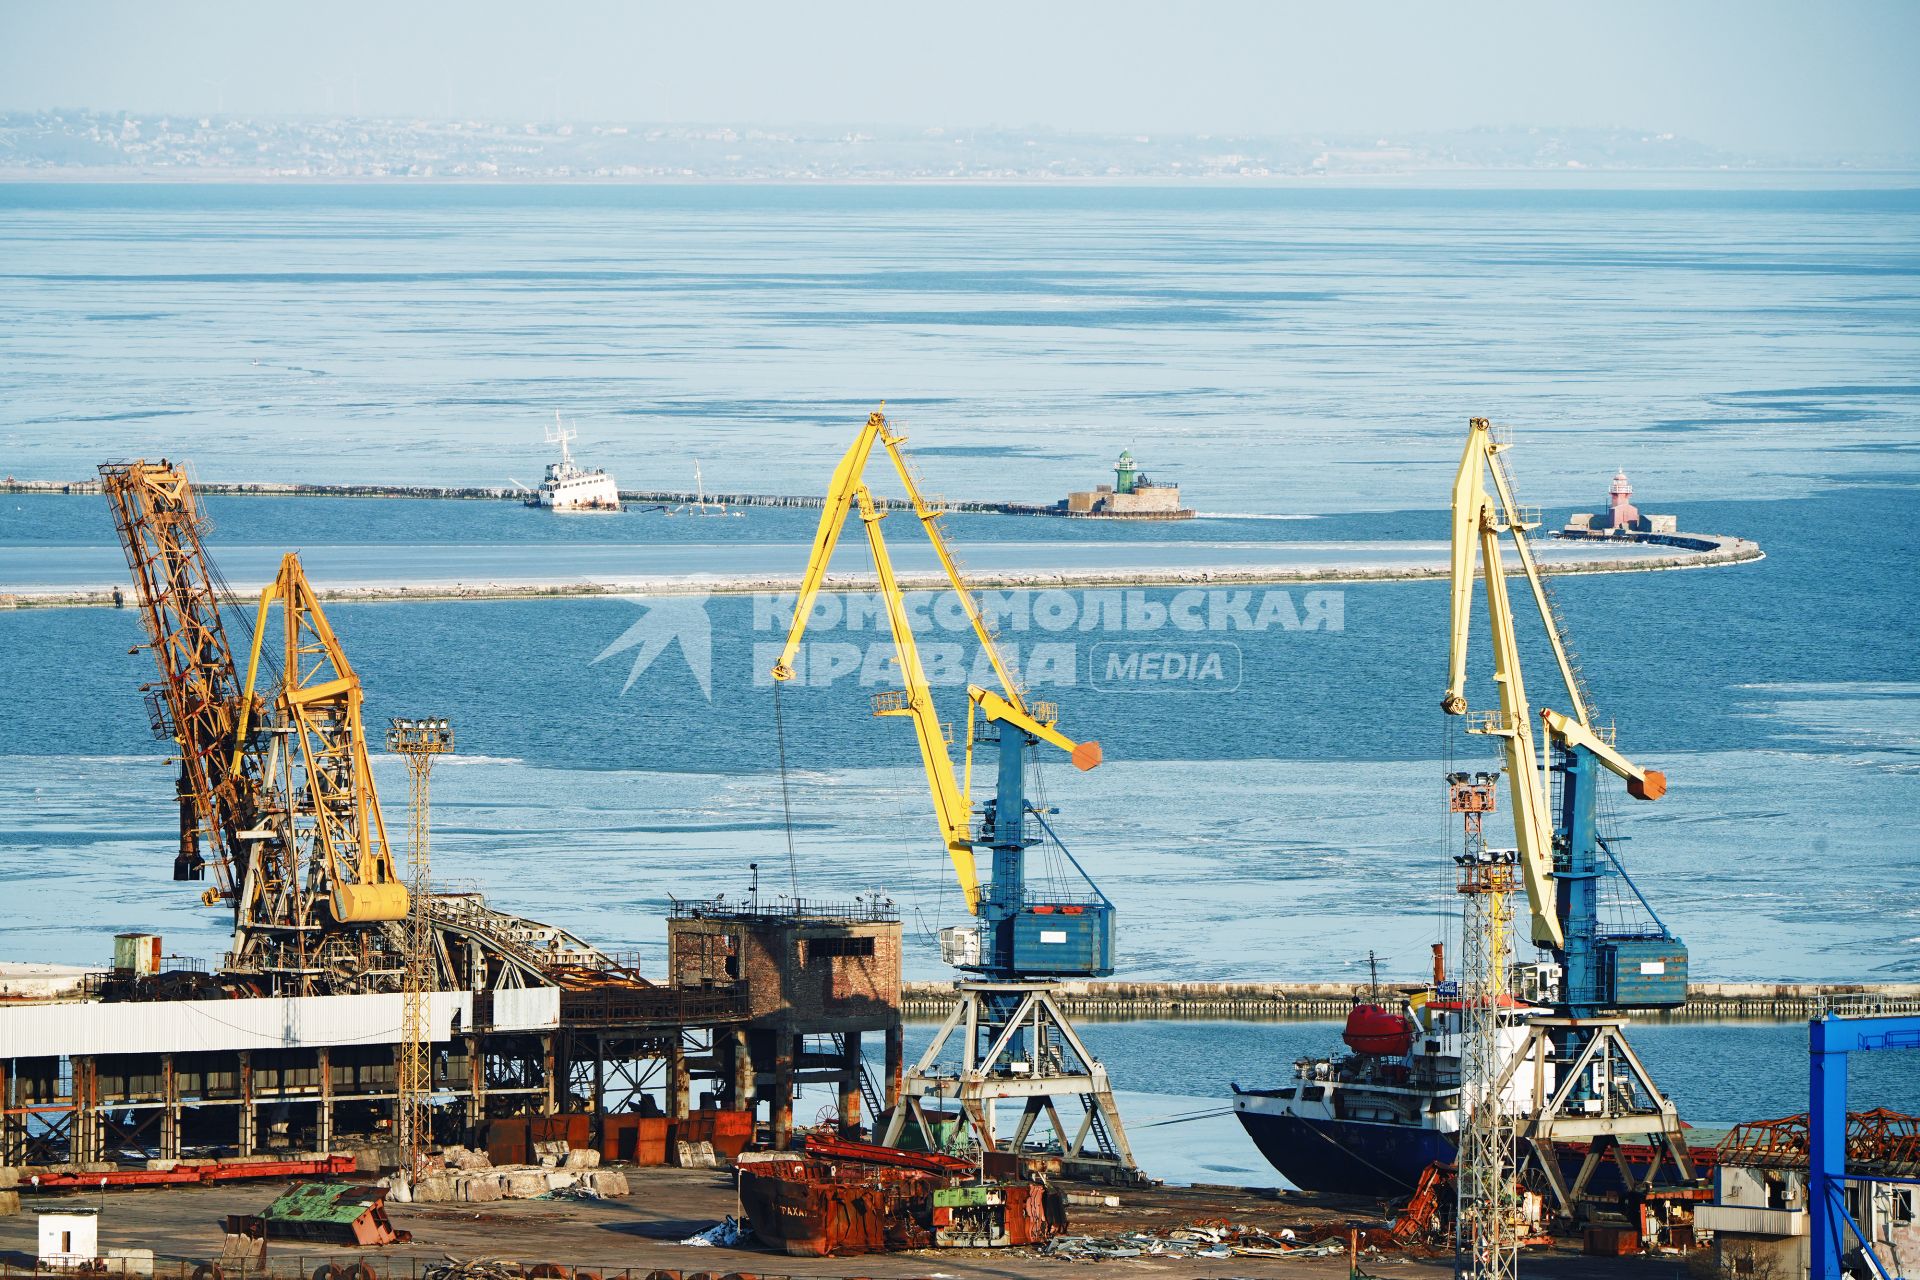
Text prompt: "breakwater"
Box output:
[[0, 476, 1058, 516], [1, 532, 1764, 613], [899, 980, 1920, 1023], [0, 478, 1764, 611]]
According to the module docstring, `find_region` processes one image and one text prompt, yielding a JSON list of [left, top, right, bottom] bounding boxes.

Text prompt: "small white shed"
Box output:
[[38, 1206, 99, 1266]]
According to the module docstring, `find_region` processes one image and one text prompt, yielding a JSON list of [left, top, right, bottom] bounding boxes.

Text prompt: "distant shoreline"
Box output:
[[3, 170, 1918, 190]]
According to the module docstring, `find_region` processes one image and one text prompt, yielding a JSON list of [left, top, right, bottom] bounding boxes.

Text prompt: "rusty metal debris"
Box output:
[[1042, 1221, 1347, 1262], [423, 1257, 525, 1280], [677, 1218, 746, 1247], [1719, 1107, 1920, 1175]]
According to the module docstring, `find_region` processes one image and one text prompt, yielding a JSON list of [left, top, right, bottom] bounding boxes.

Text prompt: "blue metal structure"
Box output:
[[1553, 743, 1688, 1018], [1808, 1012, 1920, 1280], [971, 719, 1114, 979], [1540, 741, 1690, 1125]]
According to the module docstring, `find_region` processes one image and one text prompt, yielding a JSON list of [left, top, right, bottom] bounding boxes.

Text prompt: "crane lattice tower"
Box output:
[[386, 716, 454, 1179], [1452, 771, 1522, 1280]]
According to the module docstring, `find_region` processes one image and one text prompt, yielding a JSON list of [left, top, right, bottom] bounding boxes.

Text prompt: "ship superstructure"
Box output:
[[1232, 983, 1549, 1195], [530, 413, 621, 512]]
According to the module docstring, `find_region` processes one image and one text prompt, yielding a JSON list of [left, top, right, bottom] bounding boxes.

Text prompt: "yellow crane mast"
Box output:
[[232, 554, 409, 928]]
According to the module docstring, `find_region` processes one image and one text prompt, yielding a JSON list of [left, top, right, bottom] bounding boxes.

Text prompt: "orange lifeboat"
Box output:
[[1342, 1003, 1416, 1057]]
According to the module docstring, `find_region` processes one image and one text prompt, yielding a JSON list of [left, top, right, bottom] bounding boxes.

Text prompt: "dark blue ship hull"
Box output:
[[1232, 1096, 1455, 1198], [1233, 1091, 1704, 1202]]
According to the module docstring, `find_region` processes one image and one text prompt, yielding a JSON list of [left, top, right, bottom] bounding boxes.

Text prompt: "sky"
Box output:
[[3, 0, 1918, 159]]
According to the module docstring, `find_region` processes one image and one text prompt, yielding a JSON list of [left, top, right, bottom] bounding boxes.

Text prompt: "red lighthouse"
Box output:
[[1603, 468, 1641, 531]]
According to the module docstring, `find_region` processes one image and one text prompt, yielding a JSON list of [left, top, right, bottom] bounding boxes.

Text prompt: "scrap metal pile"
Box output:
[[1719, 1108, 1920, 1175], [735, 1135, 1067, 1257], [1044, 1221, 1340, 1262], [1041, 1219, 1415, 1263], [390, 1143, 630, 1205], [424, 1259, 526, 1280], [1035, 1165, 1460, 1266]]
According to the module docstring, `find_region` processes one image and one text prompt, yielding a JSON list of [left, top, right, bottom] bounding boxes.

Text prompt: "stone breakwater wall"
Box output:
[[899, 979, 1920, 1022], [2, 534, 1763, 610], [0, 476, 1052, 515]]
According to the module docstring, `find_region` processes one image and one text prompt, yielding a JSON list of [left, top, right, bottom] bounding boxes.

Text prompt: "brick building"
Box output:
[[668, 896, 904, 1147]]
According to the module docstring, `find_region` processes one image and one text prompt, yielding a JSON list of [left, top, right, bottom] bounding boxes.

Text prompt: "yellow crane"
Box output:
[[102, 463, 402, 989], [1442, 416, 1666, 953], [1442, 416, 1694, 1217], [771, 406, 1137, 1177], [771, 406, 1100, 928], [101, 460, 613, 1004], [231, 554, 410, 926]]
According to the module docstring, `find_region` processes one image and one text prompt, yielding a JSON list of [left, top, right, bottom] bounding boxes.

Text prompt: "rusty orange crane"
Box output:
[[102, 461, 408, 993]]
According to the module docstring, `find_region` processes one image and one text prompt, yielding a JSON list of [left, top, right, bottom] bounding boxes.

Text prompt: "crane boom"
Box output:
[[99, 460, 266, 900], [773, 411, 888, 683], [1475, 506, 1562, 950], [773, 406, 1024, 707], [856, 484, 981, 908], [1443, 420, 1589, 724], [1444, 422, 1561, 947]]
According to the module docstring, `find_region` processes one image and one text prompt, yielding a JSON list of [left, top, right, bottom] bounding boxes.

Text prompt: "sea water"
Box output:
[[1, 184, 1916, 1163]]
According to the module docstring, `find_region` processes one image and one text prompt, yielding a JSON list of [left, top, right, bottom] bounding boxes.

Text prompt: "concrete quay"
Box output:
[[900, 979, 1920, 1022]]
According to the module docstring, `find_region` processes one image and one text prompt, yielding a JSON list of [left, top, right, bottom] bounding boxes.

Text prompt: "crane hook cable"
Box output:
[[773, 680, 799, 898]]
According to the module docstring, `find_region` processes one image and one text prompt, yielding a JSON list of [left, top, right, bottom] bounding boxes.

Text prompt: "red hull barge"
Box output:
[[21, 1155, 356, 1191]]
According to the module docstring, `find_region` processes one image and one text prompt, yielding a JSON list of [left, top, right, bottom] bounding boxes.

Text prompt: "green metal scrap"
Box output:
[[261, 1182, 385, 1226]]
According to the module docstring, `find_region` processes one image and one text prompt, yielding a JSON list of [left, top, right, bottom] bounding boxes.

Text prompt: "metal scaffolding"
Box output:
[[386, 715, 453, 1179], [1452, 772, 1521, 1280]]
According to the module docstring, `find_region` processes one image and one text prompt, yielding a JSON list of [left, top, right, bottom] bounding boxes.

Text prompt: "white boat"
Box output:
[[529, 413, 621, 512]]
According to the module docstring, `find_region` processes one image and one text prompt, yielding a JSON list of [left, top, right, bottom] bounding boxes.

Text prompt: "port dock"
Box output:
[[0, 452, 1889, 1280], [0, 900, 901, 1172], [901, 980, 1920, 1022], [0, 1172, 1684, 1280]]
